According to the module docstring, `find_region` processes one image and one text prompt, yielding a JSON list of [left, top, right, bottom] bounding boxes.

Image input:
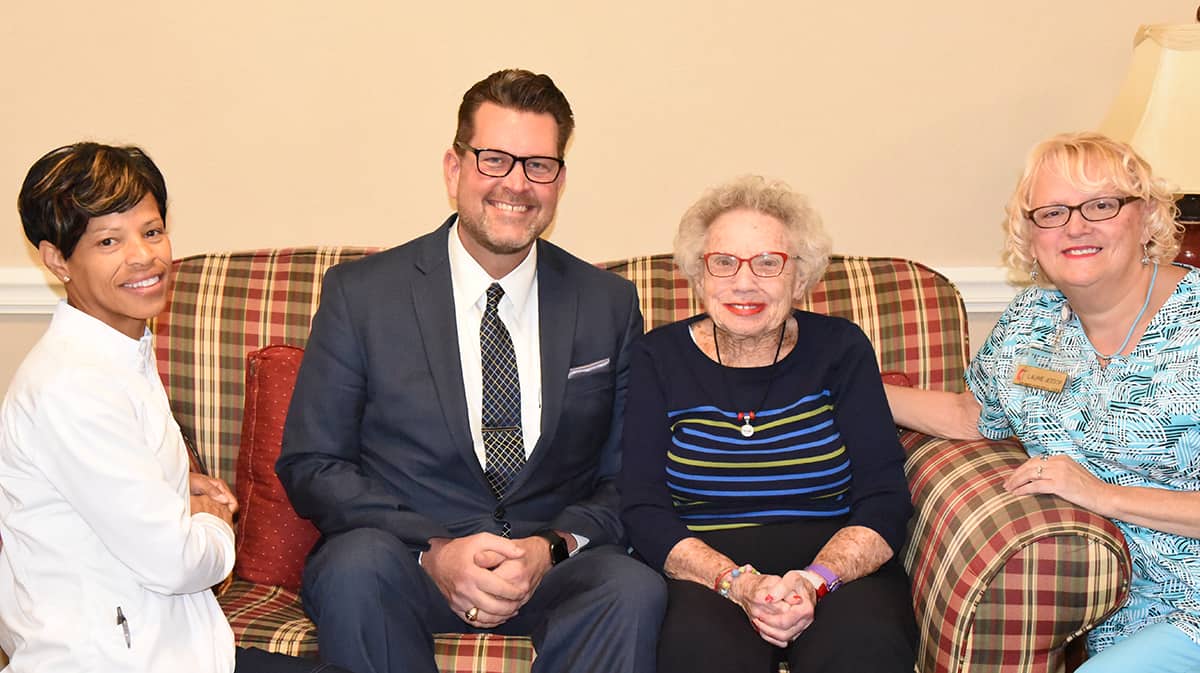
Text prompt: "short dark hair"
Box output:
[[454, 69, 575, 157], [17, 142, 167, 260]]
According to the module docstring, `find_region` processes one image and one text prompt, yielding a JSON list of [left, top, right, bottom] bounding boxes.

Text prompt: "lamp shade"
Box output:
[[1099, 24, 1200, 193]]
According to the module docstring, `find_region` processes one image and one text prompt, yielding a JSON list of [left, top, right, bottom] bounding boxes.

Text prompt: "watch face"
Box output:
[[537, 530, 569, 565], [549, 537, 568, 565]]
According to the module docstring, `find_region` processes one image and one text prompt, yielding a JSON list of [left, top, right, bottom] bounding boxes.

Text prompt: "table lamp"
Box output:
[[1098, 12, 1200, 262]]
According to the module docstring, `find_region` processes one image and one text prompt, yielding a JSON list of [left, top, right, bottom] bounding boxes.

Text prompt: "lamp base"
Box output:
[[1174, 194, 1200, 265]]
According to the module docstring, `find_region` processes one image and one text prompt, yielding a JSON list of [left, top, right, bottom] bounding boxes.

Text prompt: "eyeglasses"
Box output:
[[701, 251, 796, 278], [1024, 196, 1140, 229], [455, 142, 564, 184]]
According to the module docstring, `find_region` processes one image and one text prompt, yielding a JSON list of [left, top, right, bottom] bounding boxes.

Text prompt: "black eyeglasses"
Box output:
[[455, 143, 564, 184], [1024, 196, 1140, 229], [701, 251, 796, 278]]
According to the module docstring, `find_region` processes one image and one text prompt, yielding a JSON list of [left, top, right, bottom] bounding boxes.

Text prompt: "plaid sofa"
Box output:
[[152, 247, 1132, 673]]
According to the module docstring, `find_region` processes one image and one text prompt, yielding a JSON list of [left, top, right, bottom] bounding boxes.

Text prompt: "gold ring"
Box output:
[[465, 607, 479, 622]]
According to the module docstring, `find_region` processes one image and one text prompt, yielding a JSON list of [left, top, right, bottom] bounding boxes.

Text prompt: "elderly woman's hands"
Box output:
[[730, 570, 818, 647]]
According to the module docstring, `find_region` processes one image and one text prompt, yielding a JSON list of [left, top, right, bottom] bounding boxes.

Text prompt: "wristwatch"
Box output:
[[533, 529, 569, 566]]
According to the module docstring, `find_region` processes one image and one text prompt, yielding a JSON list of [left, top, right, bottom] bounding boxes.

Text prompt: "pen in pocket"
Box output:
[[116, 606, 130, 648], [178, 423, 208, 476]]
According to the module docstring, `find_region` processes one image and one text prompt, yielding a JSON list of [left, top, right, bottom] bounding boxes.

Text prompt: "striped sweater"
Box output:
[[620, 310, 912, 571]]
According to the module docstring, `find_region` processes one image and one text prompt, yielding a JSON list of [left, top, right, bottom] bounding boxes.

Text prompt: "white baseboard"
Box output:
[[0, 265, 1019, 317]]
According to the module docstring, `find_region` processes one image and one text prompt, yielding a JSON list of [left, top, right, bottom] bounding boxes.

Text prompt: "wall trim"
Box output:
[[933, 265, 1021, 314], [0, 264, 1020, 317], [0, 267, 63, 315]]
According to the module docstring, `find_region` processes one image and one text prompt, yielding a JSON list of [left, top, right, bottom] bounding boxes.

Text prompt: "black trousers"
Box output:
[[656, 519, 917, 673], [302, 527, 667, 673], [234, 646, 351, 672]]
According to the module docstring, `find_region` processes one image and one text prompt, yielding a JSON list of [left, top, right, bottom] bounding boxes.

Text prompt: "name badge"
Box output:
[[1012, 364, 1068, 393], [1013, 342, 1067, 393]]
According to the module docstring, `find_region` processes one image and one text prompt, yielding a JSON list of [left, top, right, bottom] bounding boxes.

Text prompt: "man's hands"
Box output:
[[188, 473, 237, 527], [423, 532, 557, 628], [729, 570, 818, 647]]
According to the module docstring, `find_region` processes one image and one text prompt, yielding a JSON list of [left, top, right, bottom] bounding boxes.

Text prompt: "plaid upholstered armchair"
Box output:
[[153, 247, 1131, 673]]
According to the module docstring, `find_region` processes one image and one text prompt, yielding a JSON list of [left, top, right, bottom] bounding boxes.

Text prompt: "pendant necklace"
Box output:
[[713, 320, 787, 438], [1086, 262, 1157, 364]]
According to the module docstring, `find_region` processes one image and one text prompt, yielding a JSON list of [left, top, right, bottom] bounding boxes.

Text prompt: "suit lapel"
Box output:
[[412, 217, 484, 485], [511, 243, 575, 491]]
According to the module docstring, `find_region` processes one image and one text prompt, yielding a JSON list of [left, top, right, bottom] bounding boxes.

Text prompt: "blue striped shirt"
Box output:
[[667, 389, 852, 531]]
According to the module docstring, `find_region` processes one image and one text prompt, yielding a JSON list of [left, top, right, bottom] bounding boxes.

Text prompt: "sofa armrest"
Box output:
[[900, 432, 1131, 673]]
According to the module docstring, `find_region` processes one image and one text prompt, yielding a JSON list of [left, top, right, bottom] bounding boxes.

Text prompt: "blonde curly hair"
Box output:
[[1003, 132, 1180, 285]]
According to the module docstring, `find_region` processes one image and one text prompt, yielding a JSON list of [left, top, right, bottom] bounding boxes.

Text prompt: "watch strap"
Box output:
[[805, 563, 842, 593], [533, 529, 569, 565]]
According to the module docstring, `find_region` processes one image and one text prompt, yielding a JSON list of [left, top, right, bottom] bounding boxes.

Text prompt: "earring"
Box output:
[[1030, 259, 1040, 282], [1141, 243, 1150, 266], [61, 275, 70, 283]]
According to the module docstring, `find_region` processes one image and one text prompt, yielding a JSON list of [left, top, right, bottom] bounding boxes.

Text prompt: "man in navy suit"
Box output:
[[277, 69, 665, 673]]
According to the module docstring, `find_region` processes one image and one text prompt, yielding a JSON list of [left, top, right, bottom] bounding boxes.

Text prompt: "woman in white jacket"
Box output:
[[0, 142, 348, 673]]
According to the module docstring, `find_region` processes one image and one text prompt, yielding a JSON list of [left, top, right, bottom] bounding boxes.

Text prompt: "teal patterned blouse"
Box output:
[[966, 265, 1200, 653]]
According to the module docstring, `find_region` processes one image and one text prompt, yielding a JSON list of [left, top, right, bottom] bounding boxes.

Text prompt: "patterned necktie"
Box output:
[[480, 283, 524, 501]]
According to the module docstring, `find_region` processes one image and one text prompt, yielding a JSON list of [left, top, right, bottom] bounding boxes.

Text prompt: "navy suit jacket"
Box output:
[[277, 217, 644, 553]]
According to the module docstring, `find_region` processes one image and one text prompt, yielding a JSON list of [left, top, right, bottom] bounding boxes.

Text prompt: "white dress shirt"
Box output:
[[447, 221, 587, 553], [0, 301, 236, 673], [448, 220, 543, 465]]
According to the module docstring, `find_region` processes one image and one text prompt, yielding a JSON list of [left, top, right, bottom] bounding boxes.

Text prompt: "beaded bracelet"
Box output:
[[713, 566, 737, 593], [715, 563, 759, 598]]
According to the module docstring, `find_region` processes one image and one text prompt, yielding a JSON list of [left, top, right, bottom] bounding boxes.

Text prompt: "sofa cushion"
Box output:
[[219, 579, 318, 656], [219, 579, 538, 670], [155, 247, 380, 487], [235, 345, 320, 591]]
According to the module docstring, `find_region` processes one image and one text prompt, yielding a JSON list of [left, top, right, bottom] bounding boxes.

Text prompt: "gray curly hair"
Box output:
[[674, 175, 831, 297]]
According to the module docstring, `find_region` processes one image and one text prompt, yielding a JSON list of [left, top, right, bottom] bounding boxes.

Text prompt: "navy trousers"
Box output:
[[302, 528, 667, 673]]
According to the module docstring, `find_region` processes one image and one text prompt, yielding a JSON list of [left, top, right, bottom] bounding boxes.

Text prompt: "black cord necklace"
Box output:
[[713, 319, 788, 438]]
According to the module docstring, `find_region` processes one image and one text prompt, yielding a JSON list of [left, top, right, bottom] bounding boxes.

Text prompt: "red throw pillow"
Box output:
[[234, 345, 320, 591]]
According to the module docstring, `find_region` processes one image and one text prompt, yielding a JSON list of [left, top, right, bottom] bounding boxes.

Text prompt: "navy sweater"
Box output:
[[619, 311, 913, 570]]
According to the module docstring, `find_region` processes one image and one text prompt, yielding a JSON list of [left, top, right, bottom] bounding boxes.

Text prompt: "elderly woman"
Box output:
[[620, 175, 917, 673], [0, 143, 349, 673], [886, 132, 1200, 673]]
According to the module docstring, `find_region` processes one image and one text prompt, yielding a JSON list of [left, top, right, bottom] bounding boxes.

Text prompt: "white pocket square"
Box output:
[[567, 358, 610, 379]]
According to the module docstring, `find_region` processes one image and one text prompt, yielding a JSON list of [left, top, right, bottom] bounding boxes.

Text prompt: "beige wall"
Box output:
[[1, 1, 1194, 387], [0, 317, 52, 388]]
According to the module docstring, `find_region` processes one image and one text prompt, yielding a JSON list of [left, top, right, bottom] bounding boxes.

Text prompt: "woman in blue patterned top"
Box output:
[[620, 176, 916, 673], [886, 132, 1200, 673]]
